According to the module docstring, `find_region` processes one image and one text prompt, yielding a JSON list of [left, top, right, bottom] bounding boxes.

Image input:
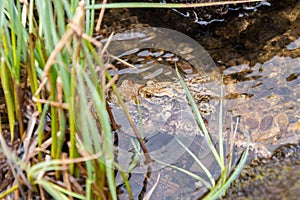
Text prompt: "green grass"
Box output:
[[0, 0, 117, 199], [0, 0, 251, 199], [151, 68, 249, 199], [86, 0, 264, 9], [174, 68, 249, 199]]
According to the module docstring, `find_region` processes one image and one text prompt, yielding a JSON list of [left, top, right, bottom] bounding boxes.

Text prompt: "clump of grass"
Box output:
[[174, 68, 250, 199], [1, 0, 118, 199], [149, 68, 250, 198]]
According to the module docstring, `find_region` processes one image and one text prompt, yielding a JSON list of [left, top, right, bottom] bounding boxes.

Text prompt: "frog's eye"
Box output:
[[146, 80, 155, 86], [138, 88, 153, 98], [140, 91, 153, 98], [144, 92, 153, 98]]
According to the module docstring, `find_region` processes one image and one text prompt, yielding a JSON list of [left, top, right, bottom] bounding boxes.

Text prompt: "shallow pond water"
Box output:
[[100, 0, 300, 199], [105, 27, 224, 199]]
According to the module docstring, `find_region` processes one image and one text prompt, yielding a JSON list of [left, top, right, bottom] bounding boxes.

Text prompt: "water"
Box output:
[[101, 1, 300, 198]]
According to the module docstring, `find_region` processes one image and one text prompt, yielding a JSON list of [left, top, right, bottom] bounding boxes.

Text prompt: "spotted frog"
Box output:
[[108, 75, 220, 137]]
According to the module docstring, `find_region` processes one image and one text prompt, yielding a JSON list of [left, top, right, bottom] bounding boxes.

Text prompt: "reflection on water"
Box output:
[[223, 56, 300, 157], [287, 36, 300, 50]]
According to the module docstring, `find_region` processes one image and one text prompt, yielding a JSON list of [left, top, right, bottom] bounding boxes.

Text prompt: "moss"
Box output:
[[224, 143, 300, 199]]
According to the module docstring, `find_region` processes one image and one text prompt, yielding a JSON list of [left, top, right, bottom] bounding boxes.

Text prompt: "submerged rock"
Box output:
[[224, 143, 300, 199]]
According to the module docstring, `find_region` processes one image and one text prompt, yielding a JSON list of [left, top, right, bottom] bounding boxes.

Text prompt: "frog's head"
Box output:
[[138, 80, 174, 98], [107, 79, 142, 104]]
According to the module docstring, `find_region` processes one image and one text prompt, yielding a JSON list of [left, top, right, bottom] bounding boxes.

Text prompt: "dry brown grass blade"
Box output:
[[39, 184, 47, 200], [62, 153, 74, 200], [69, 176, 85, 195], [143, 173, 161, 200], [109, 54, 138, 69], [0, 133, 31, 194], [23, 111, 39, 164], [104, 64, 119, 91], [95, 0, 107, 32], [32, 1, 104, 109], [32, 2, 86, 109]]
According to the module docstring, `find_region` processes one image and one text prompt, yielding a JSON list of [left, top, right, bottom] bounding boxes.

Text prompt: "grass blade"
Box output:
[[176, 138, 215, 187], [175, 67, 223, 169], [155, 159, 212, 188], [86, 1, 264, 9], [0, 58, 15, 141]]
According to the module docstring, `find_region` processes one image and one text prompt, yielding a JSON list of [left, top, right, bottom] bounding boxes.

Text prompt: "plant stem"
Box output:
[[86, 0, 264, 9]]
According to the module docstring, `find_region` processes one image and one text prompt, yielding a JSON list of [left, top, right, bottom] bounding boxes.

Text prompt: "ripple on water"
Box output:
[[223, 55, 300, 157]]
